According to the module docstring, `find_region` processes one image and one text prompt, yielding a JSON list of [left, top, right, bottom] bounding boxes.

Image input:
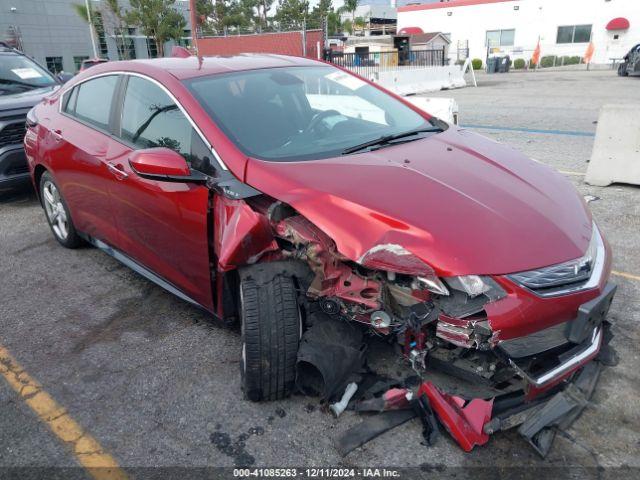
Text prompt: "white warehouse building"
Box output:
[[397, 0, 640, 66]]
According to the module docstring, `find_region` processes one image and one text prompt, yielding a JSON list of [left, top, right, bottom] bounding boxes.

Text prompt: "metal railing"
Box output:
[[325, 48, 446, 77]]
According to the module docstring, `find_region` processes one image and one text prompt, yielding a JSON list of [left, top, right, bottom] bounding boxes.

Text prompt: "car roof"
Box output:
[[96, 54, 326, 80]]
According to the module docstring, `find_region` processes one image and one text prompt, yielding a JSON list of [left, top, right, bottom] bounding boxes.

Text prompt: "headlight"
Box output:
[[444, 275, 506, 300], [358, 243, 449, 295]]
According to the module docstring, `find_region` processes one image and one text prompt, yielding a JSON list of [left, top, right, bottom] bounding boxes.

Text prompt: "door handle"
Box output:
[[51, 129, 63, 141], [106, 162, 128, 179]]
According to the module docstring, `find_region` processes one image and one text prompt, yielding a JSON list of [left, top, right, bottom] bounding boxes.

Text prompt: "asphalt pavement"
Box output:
[[0, 69, 639, 477]]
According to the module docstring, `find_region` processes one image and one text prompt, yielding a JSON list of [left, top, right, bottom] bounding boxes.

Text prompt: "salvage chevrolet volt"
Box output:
[[25, 55, 615, 451]]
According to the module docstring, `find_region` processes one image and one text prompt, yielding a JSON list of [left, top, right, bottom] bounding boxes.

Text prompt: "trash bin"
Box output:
[[486, 57, 498, 73], [498, 55, 511, 73]]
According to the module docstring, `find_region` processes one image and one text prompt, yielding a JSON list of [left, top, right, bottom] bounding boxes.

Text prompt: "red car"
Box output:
[[24, 55, 614, 423]]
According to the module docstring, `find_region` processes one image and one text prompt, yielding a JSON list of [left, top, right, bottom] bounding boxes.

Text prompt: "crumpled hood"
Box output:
[[245, 127, 592, 276]]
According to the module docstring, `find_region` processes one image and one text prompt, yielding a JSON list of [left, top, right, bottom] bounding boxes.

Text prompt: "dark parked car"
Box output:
[[80, 57, 109, 72], [1, 43, 60, 190], [25, 55, 615, 451], [618, 43, 640, 76]]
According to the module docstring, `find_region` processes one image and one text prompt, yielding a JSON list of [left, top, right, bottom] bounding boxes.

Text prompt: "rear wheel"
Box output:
[[40, 171, 82, 248], [239, 272, 301, 402]]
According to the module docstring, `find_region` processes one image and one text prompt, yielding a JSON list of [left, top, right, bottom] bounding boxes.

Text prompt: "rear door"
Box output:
[[105, 74, 217, 310], [50, 74, 121, 244]]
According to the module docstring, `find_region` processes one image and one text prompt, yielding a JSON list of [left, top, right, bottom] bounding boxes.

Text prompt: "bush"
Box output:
[[513, 58, 525, 69], [471, 58, 483, 70], [540, 55, 557, 68], [568, 56, 581, 65]]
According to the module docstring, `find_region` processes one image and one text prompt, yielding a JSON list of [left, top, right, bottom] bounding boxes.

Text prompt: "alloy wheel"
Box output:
[[42, 180, 69, 240]]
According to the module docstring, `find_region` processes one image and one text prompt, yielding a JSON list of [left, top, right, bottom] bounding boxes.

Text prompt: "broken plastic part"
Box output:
[[414, 394, 440, 446], [445, 275, 506, 300], [296, 315, 366, 401], [336, 409, 417, 457], [330, 382, 359, 418], [358, 244, 447, 294], [353, 388, 412, 413], [418, 381, 493, 452]]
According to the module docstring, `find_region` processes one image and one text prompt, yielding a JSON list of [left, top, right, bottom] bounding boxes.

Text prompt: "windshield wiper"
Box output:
[[0, 78, 46, 90], [342, 126, 443, 155]]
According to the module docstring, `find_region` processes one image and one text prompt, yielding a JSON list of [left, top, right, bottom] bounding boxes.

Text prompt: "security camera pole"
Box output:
[[85, 0, 99, 58]]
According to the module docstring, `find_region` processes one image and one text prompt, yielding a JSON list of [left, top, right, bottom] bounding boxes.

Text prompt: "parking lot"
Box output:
[[1, 69, 639, 476]]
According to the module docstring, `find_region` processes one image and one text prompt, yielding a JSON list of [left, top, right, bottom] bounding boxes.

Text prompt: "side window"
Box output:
[[120, 76, 193, 161], [69, 75, 118, 130], [64, 86, 79, 114]]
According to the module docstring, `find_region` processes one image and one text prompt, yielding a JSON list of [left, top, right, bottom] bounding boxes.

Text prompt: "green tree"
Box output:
[[71, 2, 99, 56], [125, 0, 186, 57], [342, 0, 358, 23], [326, 10, 341, 36], [308, 0, 332, 30], [274, 0, 309, 29], [196, 0, 215, 35], [102, 0, 132, 59]]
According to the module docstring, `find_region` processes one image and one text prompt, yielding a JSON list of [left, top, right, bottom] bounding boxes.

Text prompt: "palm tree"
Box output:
[[343, 0, 358, 24], [71, 2, 98, 57]]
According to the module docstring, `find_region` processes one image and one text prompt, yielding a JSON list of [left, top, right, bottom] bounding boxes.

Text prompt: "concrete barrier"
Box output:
[[585, 104, 640, 187], [404, 97, 459, 125], [371, 65, 466, 95]]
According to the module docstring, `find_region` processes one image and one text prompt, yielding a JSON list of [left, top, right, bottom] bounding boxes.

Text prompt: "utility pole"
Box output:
[[189, 0, 199, 54], [84, 0, 98, 58]]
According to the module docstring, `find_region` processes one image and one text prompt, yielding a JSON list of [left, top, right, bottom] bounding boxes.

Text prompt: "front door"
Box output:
[[106, 75, 216, 310]]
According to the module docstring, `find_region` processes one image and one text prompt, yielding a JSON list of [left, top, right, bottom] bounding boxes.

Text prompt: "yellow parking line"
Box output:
[[612, 270, 640, 282], [559, 170, 586, 176], [0, 345, 127, 480]]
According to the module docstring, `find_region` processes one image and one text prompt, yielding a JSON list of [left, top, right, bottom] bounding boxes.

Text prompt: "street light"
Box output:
[[85, 0, 98, 58]]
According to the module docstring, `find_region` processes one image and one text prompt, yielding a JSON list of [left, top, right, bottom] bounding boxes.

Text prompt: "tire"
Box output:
[[618, 63, 629, 77], [240, 273, 301, 402], [39, 171, 83, 248]]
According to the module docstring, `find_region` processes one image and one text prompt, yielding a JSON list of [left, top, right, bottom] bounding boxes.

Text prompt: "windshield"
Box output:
[[0, 53, 58, 95], [185, 66, 444, 162]]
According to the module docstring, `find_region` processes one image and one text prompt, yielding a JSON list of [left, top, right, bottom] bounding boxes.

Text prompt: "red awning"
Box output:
[[398, 27, 424, 35], [606, 17, 630, 31]]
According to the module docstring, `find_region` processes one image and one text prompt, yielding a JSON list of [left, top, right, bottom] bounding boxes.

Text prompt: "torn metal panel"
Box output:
[[214, 196, 279, 270]]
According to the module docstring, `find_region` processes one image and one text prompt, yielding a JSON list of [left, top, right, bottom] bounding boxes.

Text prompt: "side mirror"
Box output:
[[129, 148, 206, 183], [56, 72, 74, 84]]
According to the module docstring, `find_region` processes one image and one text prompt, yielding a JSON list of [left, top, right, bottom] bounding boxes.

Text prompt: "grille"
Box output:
[[0, 122, 27, 149], [508, 224, 604, 297], [509, 261, 593, 290], [5, 164, 29, 175]]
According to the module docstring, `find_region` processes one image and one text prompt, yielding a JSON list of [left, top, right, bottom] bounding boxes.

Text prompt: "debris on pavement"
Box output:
[[330, 382, 359, 417], [337, 409, 418, 457], [353, 387, 413, 413]]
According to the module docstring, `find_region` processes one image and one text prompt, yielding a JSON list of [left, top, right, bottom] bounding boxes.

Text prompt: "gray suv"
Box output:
[[1, 43, 60, 190]]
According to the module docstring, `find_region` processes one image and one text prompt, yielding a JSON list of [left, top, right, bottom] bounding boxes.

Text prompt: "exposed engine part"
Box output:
[[409, 349, 427, 373], [319, 297, 341, 316], [371, 310, 391, 329]]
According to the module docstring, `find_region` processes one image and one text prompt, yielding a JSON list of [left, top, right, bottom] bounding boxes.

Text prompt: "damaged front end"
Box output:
[[217, 193, 616, 456]]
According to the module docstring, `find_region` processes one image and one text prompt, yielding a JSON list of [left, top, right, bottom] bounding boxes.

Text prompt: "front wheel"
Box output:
[[618, 63, 629, 76], [239, 271, 301, 402], [40, 171, 83, 248]]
